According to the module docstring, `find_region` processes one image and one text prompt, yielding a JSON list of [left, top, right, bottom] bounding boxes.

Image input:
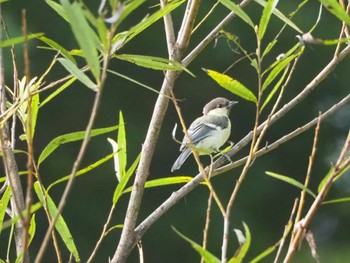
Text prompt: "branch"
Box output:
[[134, 60, 350, 243]]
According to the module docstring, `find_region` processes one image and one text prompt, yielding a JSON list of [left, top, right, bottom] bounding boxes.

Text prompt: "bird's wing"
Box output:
[[179, 115, 228, 151]]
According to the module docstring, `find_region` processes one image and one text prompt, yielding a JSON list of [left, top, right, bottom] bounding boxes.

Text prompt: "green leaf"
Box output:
[[113, 152, 141, 204], [28, 214, 36, 246], [47, 151, 117, 192], [40, 77, 76, 108], [114, 0, 146, 29], [112, 0, 186, 50], [117, 111, 127, 180], [123, 176, 194, 193], [203, 68, 257, 103], [258, 0, 277, 40], [107, 69, 161, 94], [61, 0, 101, 81], [318, 162, 350, 193], [262, 39, 277, 58], [57, 58, 97, 91], [115, 54, 195, 77], [218, 0, 254, 28], [228, 222, 251, 263], [38, 36, 76, 64], [261, 65, 288, 111], [46, 0, 69, 22], [254, 0, 303, 33], [29, 92, 40, 140], [34, 183, 80, 262], [38, 125, 119, 166], [266, 171, 317, 198], [0, 33, 44, 48], [173, 227, 220, 263], [262, 52, 299, 91], [319, 0, 350, 26], [322, 197, 350, 205], [0, 186, 11, 234]]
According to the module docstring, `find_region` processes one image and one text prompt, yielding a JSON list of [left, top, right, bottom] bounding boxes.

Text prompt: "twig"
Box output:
[[201, 191, 213, 263], [0, 5, 27, 259], [283, 131, 350, 262], [111, 1, 201, 261], [134, 86, 350, 246]]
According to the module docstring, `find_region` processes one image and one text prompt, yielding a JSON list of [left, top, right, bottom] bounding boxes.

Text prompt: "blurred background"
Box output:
[[1, 0, 350, 262]]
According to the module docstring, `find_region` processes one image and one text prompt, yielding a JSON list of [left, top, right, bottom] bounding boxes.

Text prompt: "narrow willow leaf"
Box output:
[[46, 0, 69, 22], [115, 54, 195, 77], [117, 111, 127, 179], [38, 36, 76, 64], [204, 68, 257, 103], [114, 0, 145, 28], [61, 0, 101, 81], [34, 183, 80, 262], [262, 53, 298, 91], [262, 39, 277, 58], [38, 125, 119, 166], [254, 0, 303, 33], [30, 92, 40, 140], [122, 176, 194, 193], [0, 33, 44, 48], [218, 0, 254, 28], [319, 0, 350, 25], [318, 162, 350, 193], [0, 186, 11, 233], [40, 77, 76, 108], [47, 151, 117, 192], [258, 0, 278, 40], [228, 222, 251, 263], [113, 152, 141, 204], [57, 58, 97, 91], [266, 171, 316, 198], [107, 69, 161, 94], [173, 227, 220, 263], [112, 0, 185, 50], [322, 197, 350, 205], [261, 66, 289, 111], [28, 215, 36, 246], [323, 37, 350, 45]]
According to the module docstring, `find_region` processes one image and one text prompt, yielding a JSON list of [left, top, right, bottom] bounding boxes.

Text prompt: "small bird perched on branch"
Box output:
[[171, 97, 237, 172]]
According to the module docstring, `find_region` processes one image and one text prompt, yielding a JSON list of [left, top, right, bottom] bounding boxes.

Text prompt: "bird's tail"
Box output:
[[171, 148, 192, 172]]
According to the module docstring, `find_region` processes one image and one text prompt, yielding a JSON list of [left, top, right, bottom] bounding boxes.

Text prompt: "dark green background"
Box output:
[[1, 0, 350, 262]]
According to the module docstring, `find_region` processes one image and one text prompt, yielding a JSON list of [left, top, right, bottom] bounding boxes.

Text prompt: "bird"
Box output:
[[171, 97, 237, 172]]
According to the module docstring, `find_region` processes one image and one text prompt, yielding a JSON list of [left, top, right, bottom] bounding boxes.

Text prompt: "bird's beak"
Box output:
[[229, 101, 238, 108]]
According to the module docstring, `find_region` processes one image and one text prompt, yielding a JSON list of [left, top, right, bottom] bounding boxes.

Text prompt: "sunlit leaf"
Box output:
[[0, 33, 44, 48], [40, 77, 76, 108], [261, 66, 289, 111], [0, 186, 11, 233], [203, 68, 257, 103], [47, 151, 117, 192], [38, 125, 119, 166], [218, 0, 254, 28], [61, 0, 101, 81], [262, 39, 277, 58], [34, 182, 80, 262], [228, 222, 251, 263], [46, 0, 69, 22], [258, 0, 278, 40], [319, 0, 350, 25], [117, 111, 127, 180], [57, 58, 97, 91], [173, 227, 220, 263], [318, 162, 350, 193], [112, 0, 185, 50], [115, 54, 195, 77], [254, 0, 303, 33], [114, 0, 145, 28], [30, 92, 40, 140], [38, 36, 76, 64], [113, 152, 141, 204], [123, 176, 194, 193], [322, 197, 350, 205], [28, 215, 36, 246], [266, 171, 317, 198]]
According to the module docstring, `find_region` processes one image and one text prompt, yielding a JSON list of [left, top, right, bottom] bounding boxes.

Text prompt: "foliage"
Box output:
[[0, 0, 349, 262]]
